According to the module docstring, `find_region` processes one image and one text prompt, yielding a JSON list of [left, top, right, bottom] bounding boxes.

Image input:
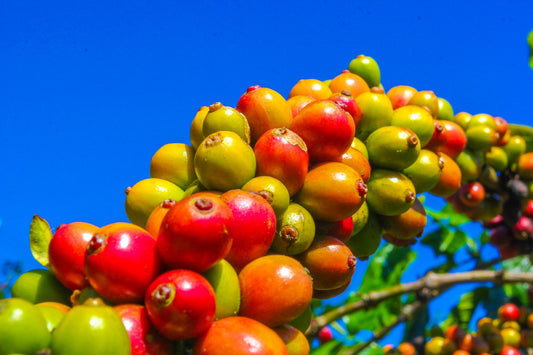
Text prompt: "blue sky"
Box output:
[[1, 0, 532, 343]]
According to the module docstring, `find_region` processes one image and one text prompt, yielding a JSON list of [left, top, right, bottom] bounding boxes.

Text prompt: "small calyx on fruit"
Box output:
[[280, 225, 299, 244], [208, 101, 223, 112], [86, 233, 107, 255], [205, 132, 223, 147], [194, 198, 214, 212], [152, 283, 176, 308]]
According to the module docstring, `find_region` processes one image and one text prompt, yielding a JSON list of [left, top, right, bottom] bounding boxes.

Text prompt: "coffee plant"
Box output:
[[1, 41, 533, 354]]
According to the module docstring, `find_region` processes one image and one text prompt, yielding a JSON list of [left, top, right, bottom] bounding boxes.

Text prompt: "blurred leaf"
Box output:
[[440, 287, 489, 330], [360, 244, 416, 294], [465, 236, 479, 256], [348, 342, 384, 355], [480, 230, 490, 245], [503, 283, 528, 305], [441, 229, 467, 255], [311, 339, 343, 355], [426, 203, 471, 227], [29, 215, 52, 267]]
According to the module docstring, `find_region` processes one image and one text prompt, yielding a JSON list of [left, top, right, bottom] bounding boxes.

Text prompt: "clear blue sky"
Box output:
[[1, 0, 532, 343]]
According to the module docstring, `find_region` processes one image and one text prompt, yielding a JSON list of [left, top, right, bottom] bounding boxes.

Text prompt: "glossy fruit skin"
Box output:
[[145, 269, 216, 340], [193, 316, 289, 355], [402, 149, 444, 193], [408, 90, 439, 119], [380, 197, 427, 239], [346, 208, 383, 260], [272, 202, 316, 255], [254, 127, 309, 196], [425, 120, 448, 152], [11, 268, 71, 305], [220, 189, 277, 271], [0, 298, 51, 355], [466, 125, 499, 152], [351, 201, 370, 237], [366, 169, 416, 216], [273, 324, 310, 355], [334, 146, 372, 183], [157, 193, 233, 273], [425, 336, 457, 355], [51, 298, 131, 355], [318, 325, 334, 344], [85, 222, 162, 304], [190, 106, 209, 150], [289, 78, 332, 100], [298, 235, 356, 291], [48, 221, 99, 291], [287, 95, 316, 118], [295, 162, 367, 222], [348, 54, 381, 88], [355, 88, 394, 141], [387, 85, 417, 109], [430, 153, 462, 198], [518, 152, 533, 179], [502, 135, 526, 165], [125, 178, 184, 227], [437, 97, 454, 121], [486, 146, 509, 171], [438, 121, 467, 159], [454, 111, 472, 129], [455, 149, 481, 183], [114, 304, 174, 355], [194, 131, 256, 191], [329, 70, 370, 98], [499, 303, 520, 322], [313, 281, 351, 300], [459, 182, 486, 207], [202, 259, 241, 320], [238, 254, 313, 327], [241, 175, 291, 217], [291, 99, 355, 163], [235, 85, 293, 143], [35, 302, 69, 332], [351, 136, 369, 159], [150, 143, 197, 190], [202, 102, 251, 144], [329, 90, 363, 128], [144, 198, 176, 239], [391, 105, 435, 147], [500, 345, 521, 355], [316, 215, 354, 242], [366, 126, 421, 171]]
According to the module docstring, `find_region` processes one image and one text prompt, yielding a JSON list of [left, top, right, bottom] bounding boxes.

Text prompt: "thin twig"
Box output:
[[306, 269, 533, 337]]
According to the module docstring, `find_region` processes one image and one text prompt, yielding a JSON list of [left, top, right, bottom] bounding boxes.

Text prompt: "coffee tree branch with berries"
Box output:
[[1, 51, 533, 355]]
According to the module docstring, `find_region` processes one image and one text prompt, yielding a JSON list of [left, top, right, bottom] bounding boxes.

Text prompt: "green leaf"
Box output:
[[503, 283, 528, 305], [311, 339, 343, 355], [29, 215, 52, 267], [440, 229, 467, 255], [426, 203, 471, 227], [480, 230, 490, 245], [360, 244, 416, 294], [440, 287, 489, 330]]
